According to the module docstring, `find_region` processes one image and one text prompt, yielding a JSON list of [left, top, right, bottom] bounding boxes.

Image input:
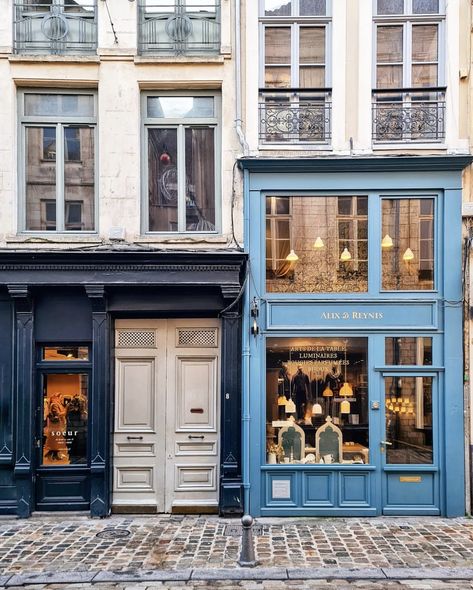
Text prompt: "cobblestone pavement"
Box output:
[[1, 514, 473, 587]]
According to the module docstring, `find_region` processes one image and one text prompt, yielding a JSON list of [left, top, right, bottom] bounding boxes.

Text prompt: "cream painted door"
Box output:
[[113, 319, 220, 513]]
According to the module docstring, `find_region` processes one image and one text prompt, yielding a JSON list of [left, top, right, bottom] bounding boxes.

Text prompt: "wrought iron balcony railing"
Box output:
[[259, 89, 332, 144], [14, 1, 97, 55], [138, 1, 220, 55], [372, 88, 446, 143]]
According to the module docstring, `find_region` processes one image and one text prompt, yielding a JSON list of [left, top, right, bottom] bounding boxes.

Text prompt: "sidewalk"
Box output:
[[1, 514, 473, 587]]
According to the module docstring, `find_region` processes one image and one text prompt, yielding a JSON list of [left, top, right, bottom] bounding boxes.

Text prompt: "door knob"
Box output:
[[380, 440, 392, 446]]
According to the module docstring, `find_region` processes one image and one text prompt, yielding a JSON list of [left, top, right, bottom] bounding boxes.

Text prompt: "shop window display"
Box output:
[[42, 373, 88, 466], [266, 337, 369, 465]]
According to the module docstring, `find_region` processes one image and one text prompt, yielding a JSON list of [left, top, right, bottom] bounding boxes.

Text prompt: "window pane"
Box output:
[[265, 27, 291, 64], [147, 96, 214, 118], [412, 0, 439, 14], [300, 0, 326, 16], [377, 0, 404, 14], [376, 65, 403, 89], [185, 127, 215, 231], [377, 26, 403, 63], [385, 377, 433, 464], [42, 374, 88, 466], [264, 0, 292, 16], [64, 127, 94, 231], [148, 128, 178, 231], [300, 27, 325, 64], [266, 338, 369, 465], [412, 25, 438, 62], [24, 94, 94, 117], [382, 199, 435, 290], [265, 66, 292, 88], [385, 338, 432, 365], [299, 66, 325, 88], [275, 196, 290, 214], [26, 127, 56, 231], [412, 64, 438, 87], [43, 346, 89, 361], [266, 196, 369, 293]]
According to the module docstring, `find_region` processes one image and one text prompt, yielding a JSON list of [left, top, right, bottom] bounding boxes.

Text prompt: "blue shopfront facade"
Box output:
[[240, 156, 471, 517]]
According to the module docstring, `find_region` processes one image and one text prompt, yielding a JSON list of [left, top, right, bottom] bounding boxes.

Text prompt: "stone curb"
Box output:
[[3, 567, 473, 586]]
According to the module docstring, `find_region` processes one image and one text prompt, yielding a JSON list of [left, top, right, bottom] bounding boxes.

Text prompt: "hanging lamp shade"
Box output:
[[381, 234, 394, 249], [402, 247, 414, 261], [313, 236, 325, 249], [322, 385, 333, 397], [286, 249, 299, 262], [312, 403, 323, 415], [340, 400, 351, 414], [277, 395, 287, 407], [285, 399, 296, 414], [339, 382, 353, 397], [340, 247, 352, 262]]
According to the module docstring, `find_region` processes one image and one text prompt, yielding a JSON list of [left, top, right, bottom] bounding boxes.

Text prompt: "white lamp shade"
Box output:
[[340, 247, 352, 262], [313, 236, 325, 249], [286, 249, 299, 262]]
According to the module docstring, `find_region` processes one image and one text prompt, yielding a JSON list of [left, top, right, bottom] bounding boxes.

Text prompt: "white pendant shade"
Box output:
[[313, 236, 325, 249], [381, 234, 394, 248], [312, 403, 323, 415], [286, 249, 299, 262], [340, 400, 351, 414], [403, 247, 414, 261], [340, 247, 352, 262], [285, 399, 296, 414]]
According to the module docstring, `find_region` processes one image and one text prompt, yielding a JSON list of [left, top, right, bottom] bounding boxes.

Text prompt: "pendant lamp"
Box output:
[[340, 400, 350, 414], [340, 341, 353, 397], [340, 247, 352, 262], [381, 234, 394, 249], [286, 249, 299, 262], [402, 247, 414, 261], [312, 380, 323, 414], [313, 236, 324, 249], [322, 385, 333, 397], [285, 399, 296, 414], [402, 200, 414, 262]]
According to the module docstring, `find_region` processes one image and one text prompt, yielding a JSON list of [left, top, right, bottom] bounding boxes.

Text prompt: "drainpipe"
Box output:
[[234, 0, 249, 155]]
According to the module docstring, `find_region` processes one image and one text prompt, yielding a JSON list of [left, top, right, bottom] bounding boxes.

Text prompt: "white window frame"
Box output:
[[18, 89, 98, 234], [141, 91, 221, 235]]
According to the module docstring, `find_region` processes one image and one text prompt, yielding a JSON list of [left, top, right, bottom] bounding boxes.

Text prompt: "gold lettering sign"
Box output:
[[400, 476, 422, 483], [321, 311, 384, 321]]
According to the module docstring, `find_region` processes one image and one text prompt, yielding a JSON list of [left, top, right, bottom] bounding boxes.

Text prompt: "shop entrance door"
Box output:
[[113, 319, 220, 513]]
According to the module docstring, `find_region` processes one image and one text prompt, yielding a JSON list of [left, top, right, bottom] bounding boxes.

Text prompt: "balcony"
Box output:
[[14, 1, 97, 55], [372, 88, 446, 144], [259, 89, 332, 145], [138, 1, 220, 56]]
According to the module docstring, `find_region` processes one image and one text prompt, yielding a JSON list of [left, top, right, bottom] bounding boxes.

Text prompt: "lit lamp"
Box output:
[[312, 402, 323, 415], [381, 234, 394, 249], [339, 341, 353, 398], [402, 247, 414, 261], [313, 236, 325, 249], [285, 399, 296, 414], [322, 385, 333, 397], [286, 249, 299, 262], [340, 400, 351, 414], [340, 247, 352, 262]]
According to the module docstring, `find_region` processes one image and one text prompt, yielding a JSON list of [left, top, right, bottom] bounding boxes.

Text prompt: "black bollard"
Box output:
[[238, 514, 258, 567]]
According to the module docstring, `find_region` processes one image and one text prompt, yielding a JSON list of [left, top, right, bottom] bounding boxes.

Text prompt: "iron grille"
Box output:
[[372, 88, 446, 143], [138, 0, 221, 55], [259, 89, 332, 144], [14, 1, 97, 55]]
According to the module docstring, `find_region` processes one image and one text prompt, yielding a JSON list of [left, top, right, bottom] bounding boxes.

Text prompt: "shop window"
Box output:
[[42, 373, 89, 466], [385, 337, 432, 365], [265, 196, 368, 293], [20, 91, 96, 232], [43, 346, 89, 361], [381, 198, 435, 290], [145, 94, 219, 233], [384, 376, 433, 464], [266, 337, 369, 465]]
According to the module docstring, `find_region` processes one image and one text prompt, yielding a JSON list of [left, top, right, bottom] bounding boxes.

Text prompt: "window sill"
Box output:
[[6, 234, 102, 244], [9, 54, 100, 64], [372, 143, 447, 151], [258, 144, 333, 152], [134, 55, 225, 65], [136, 235, 229, 245]]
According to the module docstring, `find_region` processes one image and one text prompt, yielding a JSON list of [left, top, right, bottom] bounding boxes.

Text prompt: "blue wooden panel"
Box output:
[[265, 472, 298, 507], [339, 472, 371, 506], [386, 472, 436, 507], [303, 472, 335, 506], [267, 302, 437, 331]]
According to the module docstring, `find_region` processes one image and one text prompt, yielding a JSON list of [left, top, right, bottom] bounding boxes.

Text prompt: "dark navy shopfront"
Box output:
[[241, 156, 471, 517]]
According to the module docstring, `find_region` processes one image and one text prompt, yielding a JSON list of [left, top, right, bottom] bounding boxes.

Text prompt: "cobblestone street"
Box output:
[[0, 515, 473, 587]]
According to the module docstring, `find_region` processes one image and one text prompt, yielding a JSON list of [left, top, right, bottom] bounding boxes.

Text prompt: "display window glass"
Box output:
[[42, 346, 89, 361], [42, 373, 88, 466], [266, 337, 369, 465], [382, 198, 435, 291], [384, 376, 433, 464], [385, 337, 432, 365], [266, 196, 368, 293]]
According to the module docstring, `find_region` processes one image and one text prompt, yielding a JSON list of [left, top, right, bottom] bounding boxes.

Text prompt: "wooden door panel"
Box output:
[[176, 357, 217, 431], [116, 359, 155, 432]]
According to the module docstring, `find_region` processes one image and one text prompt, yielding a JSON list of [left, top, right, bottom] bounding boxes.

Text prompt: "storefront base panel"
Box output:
[[260, 507, 379, 517]]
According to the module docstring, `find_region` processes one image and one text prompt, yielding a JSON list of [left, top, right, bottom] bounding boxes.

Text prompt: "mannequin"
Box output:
[[278, 363, 291, 400], [291, 365, 310, 420], [325, 365, 342, 395]]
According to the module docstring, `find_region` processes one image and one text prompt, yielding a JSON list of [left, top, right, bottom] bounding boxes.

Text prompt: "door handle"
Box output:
[[188, 435, 205, 440], [380, 440, 392, 446], [126, 436, 143, 441]]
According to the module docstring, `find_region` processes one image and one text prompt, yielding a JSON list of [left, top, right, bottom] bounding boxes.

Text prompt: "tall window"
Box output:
[[138, 0, 220, 55], [20, 91, 96, 232], [372, 0, 445, 142], [145, 94, 219, 233], [259, 0, 331, 143], [14, 0, 97, 55]]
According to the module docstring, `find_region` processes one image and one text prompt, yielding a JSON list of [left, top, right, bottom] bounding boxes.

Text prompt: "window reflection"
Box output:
[[385, 376, 433, 464], [43, 347, 89, 361], [266, 196, 368, 293], [385, 337, 432, 365], [266, 338, 369, 465]]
